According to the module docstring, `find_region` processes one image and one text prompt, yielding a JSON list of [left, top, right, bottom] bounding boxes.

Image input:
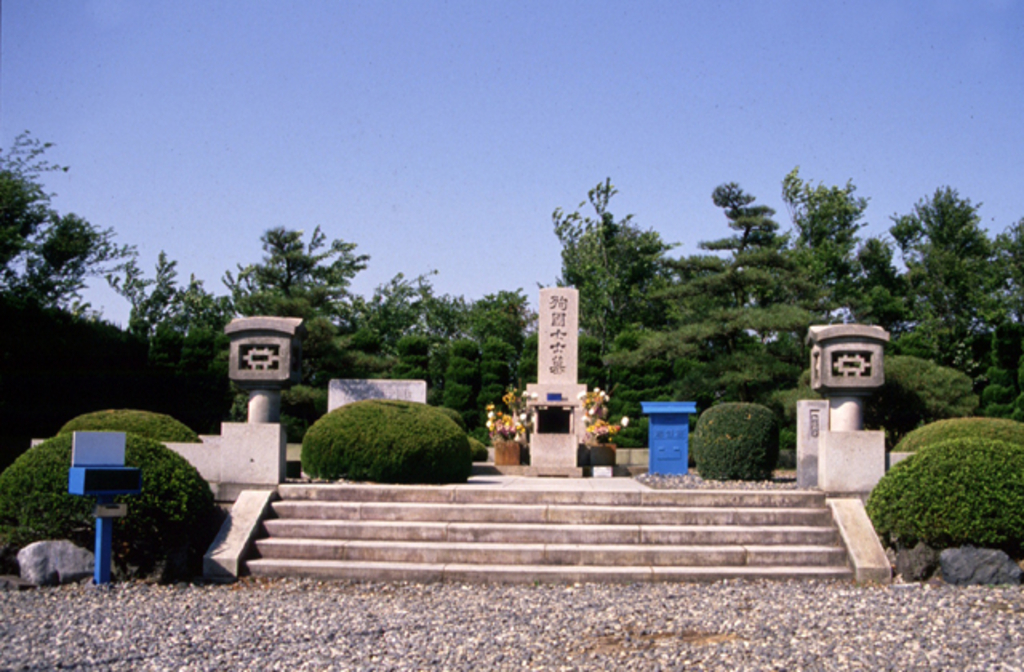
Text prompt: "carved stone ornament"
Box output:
[[807, 324, 890, 395], [225, 317, 305, 390]]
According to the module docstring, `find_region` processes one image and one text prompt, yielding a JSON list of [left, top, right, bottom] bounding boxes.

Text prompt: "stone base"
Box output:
[[166, 422, 286, 502], [819, 430, 885, 494]]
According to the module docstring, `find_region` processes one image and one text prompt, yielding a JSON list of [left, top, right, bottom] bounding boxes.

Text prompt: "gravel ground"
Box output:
[[637, 472, 799, 490], [3, 577, 1022, 671]]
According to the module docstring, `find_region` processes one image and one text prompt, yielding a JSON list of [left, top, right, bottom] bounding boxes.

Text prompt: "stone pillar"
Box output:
[[247, 390, 281, 424], [526, 288, 586, 472], [797, 400, 829, 488]]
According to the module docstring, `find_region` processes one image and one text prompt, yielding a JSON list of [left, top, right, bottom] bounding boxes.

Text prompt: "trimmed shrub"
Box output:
[[0, 433, 217, 579], [867, 438, 1024, 553], [436, 406, 468, 432], [692, 403, 779, 481], [59, 409, 200, 443], [895, 417, 1024, 453], [302, 400, 471, 483], [468, 436, 489, 462]]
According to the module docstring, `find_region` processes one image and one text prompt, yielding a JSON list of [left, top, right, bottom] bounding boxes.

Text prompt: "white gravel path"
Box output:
[[3, 577, 1022, 671]]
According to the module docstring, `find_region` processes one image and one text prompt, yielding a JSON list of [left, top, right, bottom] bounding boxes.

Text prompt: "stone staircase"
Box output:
[[245, 483, 854, 583]]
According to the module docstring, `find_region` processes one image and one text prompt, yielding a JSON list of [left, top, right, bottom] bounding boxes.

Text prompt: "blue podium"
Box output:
[[641, 402, 697, 475], [67, 432, 141, 585]]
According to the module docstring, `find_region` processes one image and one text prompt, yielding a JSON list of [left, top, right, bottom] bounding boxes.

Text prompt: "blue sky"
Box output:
[[3, 1, 1022, 326]]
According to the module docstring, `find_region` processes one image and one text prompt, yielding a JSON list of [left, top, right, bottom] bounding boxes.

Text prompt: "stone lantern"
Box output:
[[803, 324, 890, 493], [808, 324, 889, 431], [225, 317, 305, 423]]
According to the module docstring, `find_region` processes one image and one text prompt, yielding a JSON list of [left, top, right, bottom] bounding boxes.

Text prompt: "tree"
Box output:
[[553, 179, 674, 361], [994, 218, 1024, 324], [224, 226, 368, 322], [110, 251, 232, 339], [1, 133, 132, 312], [614, 183, 815, 403], [890, 187, 999, 373], [782, 167, 867, 318]]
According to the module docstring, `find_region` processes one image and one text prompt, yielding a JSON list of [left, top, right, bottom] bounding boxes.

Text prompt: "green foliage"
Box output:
[[867, 438, 1024, 553], [692, 403, 779, 481], [895, 417, 1024, 453], [280, 385, 329, 443], [301, 400, 471, 483], [553, 178, 673, 358], [435, 406, 467, 432], [890, 187, 999, 375], [109, 251, 232, 340], [477, 337, 516, 413], [1, 133, 133, 312], [468, 436, 489, 462], [782, 167, 867, 317], [0, 433, 217, 578], [393, 334, 431, 380], [863, 355, 978, 448], [225, 226, 368, 322], [59, 409, 200, 443], [614, 182, 814, 404], [443, 339, 481, 430]]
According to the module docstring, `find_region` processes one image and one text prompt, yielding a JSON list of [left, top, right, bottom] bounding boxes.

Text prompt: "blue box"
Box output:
[[641, 402, 697, 475], [68, 467, 142, 496]]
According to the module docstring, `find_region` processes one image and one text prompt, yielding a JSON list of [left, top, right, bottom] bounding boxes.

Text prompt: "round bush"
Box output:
[[692, 403, 779, 481], [867, 438, 1024, 553], [468, 436, 488, 462], [302, 400, 472, 483], [895, 417, 1024, 453], [60, 409, 200, 443], [0, 433, 217, 579], [436, 406, 468, 432]]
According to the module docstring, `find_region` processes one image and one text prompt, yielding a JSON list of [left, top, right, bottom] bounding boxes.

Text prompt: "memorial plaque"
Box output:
[[538, 287, 579, 385], [328, 379, 428, 412]]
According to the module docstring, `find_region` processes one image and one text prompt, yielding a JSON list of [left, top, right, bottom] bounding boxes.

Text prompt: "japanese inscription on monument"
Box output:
[[538, 287, 578, 385]]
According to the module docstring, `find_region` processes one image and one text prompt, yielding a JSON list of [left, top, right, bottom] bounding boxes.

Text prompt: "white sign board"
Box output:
[[328, 379, 428, 412], [71, 431, 127, 467]]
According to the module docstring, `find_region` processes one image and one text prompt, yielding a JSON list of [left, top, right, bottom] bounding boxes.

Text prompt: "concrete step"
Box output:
[[255, 538, 849, 567], [261, 519, 840, 546], [271, 501, 833, 526], [277, 483, 826, 509], [246, 558, 854, 583]]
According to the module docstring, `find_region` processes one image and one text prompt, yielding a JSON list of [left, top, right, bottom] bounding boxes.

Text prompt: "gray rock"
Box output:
[[17, 540, 94, 586], [939, 545, 1023, 586], [897, 541, 939, 581]]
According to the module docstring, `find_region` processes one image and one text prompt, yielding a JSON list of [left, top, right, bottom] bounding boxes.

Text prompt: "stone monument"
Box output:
[[805, 324, 889, 493], [328, 379, 427, 412], [225, 317, 305, 423], [526, 287, 586, 472]]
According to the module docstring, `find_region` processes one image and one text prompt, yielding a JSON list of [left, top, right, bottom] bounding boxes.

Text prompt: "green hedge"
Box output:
[[468, 436, 489, 462], [302, 400, 471, 483], [867, 437, 1024, 553], [692, 403, 779, 481], [59, 409, 200, 443], [0, 433, 217, 580], [895, 417, 1024, 453]]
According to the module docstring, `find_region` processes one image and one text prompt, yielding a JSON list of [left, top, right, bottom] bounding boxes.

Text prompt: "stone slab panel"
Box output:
[[797, 400, 829, 488], [537, 287, 579, 385], [827, 498, 891, 584], [819, 430, 885, 494], [328, 379, 427, 412], [204, 489, 277, 582]]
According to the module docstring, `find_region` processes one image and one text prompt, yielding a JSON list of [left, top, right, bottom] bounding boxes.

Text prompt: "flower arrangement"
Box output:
[[577, 387, 629, 444], [486, 387, 532, 443]]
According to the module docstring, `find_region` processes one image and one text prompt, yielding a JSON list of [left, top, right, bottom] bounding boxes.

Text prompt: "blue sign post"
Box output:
[[641, 402, 697, 475], [67, 432, 142, 585]]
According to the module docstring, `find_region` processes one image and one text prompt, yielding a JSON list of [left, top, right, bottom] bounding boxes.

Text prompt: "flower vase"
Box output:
[[494, 439, 521, 466], [589, 442, 617, 467]]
